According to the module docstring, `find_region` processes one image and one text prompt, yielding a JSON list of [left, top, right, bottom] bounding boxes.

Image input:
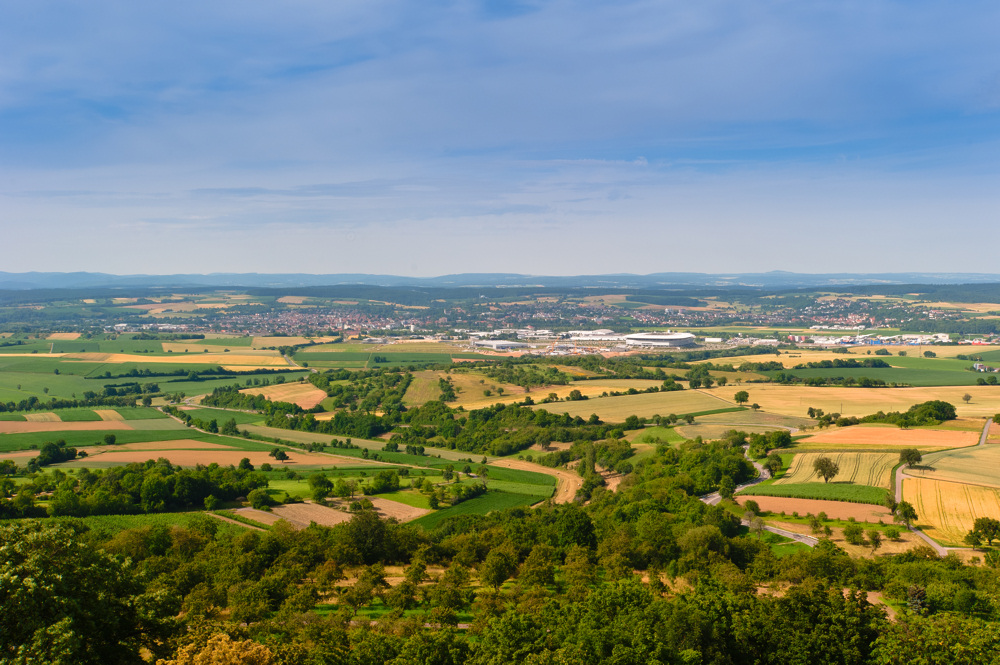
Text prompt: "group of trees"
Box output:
[[2, 459, 267, 518], [6, 429, 1000, 664]]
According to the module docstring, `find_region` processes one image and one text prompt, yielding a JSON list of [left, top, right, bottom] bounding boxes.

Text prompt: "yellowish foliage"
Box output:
[[157, 633, 275, 665]]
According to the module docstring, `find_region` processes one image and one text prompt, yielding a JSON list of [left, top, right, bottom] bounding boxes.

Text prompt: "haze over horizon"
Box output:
[[2, 1, 998, 275]]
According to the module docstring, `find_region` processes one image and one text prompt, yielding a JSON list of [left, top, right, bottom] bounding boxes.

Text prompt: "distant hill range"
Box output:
[[1, 270, 1000, 291]]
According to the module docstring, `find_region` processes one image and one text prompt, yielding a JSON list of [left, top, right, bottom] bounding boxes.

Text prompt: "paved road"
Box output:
[[892, 418, 993, 556], [699, 446, 818, 546]]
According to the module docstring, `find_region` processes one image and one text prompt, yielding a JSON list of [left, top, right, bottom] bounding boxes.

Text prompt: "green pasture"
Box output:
[[0, 512, 246, 536], [411, 491, 542, 530], [195, 336, 254, 346], [51, 409, 102, 422], [764, 366, 980, 386], [0, 429, 278, 454], [738, 482, 888, 504]]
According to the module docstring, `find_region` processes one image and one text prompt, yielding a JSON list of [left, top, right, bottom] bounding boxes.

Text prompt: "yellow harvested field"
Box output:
[[529, 388, 732, 422], [240, 382, 327, 409], [736, 496, 892, 522], [68, 448, 341, 467], [93, 409, 126, 421], [125, 302, 233, 313], [797, 425, 979, 449], [365, 497, 431, 522], [904, 477, 1000, 546], [23, 412, 61, 422], [697, 384, 1000, 419], [459, 379, 670, 412], [776, 452, 897, 488], [0, 420, 132, 434], [277, 296, 308, 304], [60, 351, 288, 366], [46, 332, 81, 340]]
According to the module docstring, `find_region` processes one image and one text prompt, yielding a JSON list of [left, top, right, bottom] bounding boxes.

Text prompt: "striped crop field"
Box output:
[[905, 445, 1000, 489], [775, 452, 897, 489], [904, 477, 1000, 547]]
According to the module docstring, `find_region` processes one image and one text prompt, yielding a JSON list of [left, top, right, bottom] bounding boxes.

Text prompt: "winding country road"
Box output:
[[700, 446, 819, 547], [893, 418, 993, 556]]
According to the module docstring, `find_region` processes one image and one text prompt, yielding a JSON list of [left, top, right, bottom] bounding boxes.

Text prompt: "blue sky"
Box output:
[[1, 1, 999, 276]]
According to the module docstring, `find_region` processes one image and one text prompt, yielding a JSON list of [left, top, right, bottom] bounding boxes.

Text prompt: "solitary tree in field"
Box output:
[[963, 393, 972, 404], [813, 456, 840, 483], [899, 448, 922, 467], [895, 500, 918, 527], [734, 391, 749, 405]]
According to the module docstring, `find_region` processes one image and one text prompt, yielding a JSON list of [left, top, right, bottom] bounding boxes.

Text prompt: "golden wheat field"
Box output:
[[795, 425, 980, 449], [904, 477, 1000, 546], [698, 384, 1000, 419], [239, 382, 328, 409], [532, 388, 731, 422], [775, 452, 897, 488]]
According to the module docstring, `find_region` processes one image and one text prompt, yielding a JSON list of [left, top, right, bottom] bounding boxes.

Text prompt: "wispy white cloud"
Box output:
[[0, 1, 999, 274]]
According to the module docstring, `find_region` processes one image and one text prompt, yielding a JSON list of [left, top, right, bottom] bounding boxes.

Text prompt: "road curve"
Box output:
[[491, 458, 584, 503]]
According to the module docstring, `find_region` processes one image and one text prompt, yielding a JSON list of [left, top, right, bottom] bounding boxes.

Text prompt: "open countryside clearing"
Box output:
[[796, 425, 980, 449], [904, 476, 1000, 546], [775, 452, 897, 488], [534, 388, 731, 422], [239, 381, 328, 409]]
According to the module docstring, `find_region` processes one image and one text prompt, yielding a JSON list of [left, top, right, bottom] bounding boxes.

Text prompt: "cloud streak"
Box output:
[[0, 1, 998, 274]]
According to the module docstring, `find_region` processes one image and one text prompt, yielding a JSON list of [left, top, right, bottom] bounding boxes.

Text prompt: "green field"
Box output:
[[180, 407, 264, 425], [905, 445, 1000, 488], [50, 409, 102, 421], [410, 491, 542, 529], [1, 511, 246, 535], [738, 482, 888, 504], [0, 428, 279, 454], [764, 365, 982, 386]]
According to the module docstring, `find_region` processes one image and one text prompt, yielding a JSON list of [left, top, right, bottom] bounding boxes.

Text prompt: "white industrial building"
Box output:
[[624, 332, 696, 347], [472, 339, 531, 351]]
